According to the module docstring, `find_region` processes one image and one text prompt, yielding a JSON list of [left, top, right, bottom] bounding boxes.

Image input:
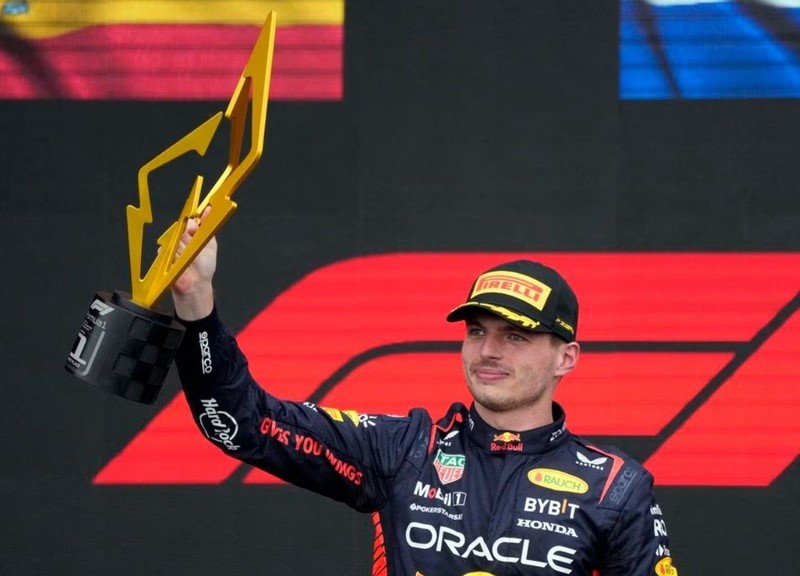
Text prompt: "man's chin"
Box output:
[[470, 391, 516, 413]]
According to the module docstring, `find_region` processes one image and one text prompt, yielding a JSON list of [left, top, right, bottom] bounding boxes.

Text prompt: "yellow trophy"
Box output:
[[65, 13, 277, 404]]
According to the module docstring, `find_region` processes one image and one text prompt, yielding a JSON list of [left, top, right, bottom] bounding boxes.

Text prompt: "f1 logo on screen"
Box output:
[[94, 253, 800, 487]]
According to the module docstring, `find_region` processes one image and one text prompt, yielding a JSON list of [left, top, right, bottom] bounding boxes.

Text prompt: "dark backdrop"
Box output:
[[1, 1, 798, 575]]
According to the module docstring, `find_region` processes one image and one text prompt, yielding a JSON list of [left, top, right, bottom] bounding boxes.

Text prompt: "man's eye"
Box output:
[[508, 333, 526, 342], [467, 327, 484, 336]]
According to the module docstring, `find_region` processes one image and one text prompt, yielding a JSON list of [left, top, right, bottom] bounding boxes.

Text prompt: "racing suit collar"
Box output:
[[467, 402, 569, 454]]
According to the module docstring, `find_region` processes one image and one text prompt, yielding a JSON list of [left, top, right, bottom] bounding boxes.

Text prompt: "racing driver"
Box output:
[[171, 216, 678, 576]]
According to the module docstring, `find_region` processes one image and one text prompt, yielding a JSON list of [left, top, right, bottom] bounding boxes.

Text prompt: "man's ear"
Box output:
[[555, 341, 580, 377]]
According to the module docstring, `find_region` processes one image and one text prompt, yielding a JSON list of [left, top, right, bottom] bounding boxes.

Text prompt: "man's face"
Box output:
[[461, 310, 569, 416]]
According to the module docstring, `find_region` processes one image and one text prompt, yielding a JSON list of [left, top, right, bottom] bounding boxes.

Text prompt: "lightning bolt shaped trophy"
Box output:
[[65, 12, 277, 404]]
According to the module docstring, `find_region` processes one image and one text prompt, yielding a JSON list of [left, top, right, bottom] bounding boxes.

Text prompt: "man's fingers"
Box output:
[[185, 205, 211, 235], [171, 207, 213, 264], [185, 217, 200, 236]]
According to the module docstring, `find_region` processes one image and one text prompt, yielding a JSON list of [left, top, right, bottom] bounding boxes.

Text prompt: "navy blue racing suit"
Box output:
[[176, 308, 677, 576]]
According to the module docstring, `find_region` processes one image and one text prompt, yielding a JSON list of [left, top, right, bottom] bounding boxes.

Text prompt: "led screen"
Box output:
[[621, 0, 800, 98], [0, 0, 343, 100]]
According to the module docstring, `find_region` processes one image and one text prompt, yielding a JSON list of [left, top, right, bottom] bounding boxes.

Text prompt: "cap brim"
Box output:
[[446, 302, 551, 333]]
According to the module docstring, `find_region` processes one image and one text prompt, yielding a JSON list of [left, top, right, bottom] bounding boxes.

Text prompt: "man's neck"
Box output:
[[473, 401, 554, 432]]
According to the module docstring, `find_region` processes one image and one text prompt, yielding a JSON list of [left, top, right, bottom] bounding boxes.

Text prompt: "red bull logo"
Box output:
[[491, 432, 523, 452], [493, 432, 522, 443]]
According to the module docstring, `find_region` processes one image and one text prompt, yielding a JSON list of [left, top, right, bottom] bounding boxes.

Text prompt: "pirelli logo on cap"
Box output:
[[471, 271, 552, 311]]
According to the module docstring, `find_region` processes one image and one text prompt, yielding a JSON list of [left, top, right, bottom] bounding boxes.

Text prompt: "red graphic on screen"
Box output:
[[0, 21, 341, 100], [93, 253, 800, 486]]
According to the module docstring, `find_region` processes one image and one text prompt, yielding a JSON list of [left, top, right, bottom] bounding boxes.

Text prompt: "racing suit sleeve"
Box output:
[[174, 306, 430, 513], [602, 469, 677, 575]]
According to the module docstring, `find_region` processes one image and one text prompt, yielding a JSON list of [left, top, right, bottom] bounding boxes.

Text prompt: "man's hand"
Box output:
[[171, 207, 216, 321]]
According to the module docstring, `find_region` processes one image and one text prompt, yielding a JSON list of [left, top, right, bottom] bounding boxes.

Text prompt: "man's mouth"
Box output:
[[473, 366, 509, 381]]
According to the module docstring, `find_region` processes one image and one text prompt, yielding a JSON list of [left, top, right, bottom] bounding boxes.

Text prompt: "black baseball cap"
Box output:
[[446, 260, 579, 342]]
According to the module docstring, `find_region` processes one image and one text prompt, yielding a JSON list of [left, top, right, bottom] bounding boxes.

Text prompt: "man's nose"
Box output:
[[480, 334, 503, 358]]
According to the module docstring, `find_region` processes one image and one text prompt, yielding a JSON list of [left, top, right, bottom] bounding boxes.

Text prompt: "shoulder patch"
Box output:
[[599, 463, 641, 509]]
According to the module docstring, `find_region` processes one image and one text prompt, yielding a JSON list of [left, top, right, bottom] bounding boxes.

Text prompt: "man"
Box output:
[[171, 217, 677, 576]]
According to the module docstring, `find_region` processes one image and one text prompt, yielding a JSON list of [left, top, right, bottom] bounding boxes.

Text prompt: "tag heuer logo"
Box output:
[[433, 449, 465, 484]]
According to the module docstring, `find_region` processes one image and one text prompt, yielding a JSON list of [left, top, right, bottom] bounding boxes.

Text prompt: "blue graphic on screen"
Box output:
[[620, 0, 800, 99]]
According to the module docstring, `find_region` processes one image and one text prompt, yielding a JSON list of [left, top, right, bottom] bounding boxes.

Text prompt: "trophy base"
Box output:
[[65, 291, 185, 404]]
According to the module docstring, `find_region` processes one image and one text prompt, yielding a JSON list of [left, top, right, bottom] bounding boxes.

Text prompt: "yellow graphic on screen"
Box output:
[[126, 11, 276, 307], [1, 1, 341, 38]]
